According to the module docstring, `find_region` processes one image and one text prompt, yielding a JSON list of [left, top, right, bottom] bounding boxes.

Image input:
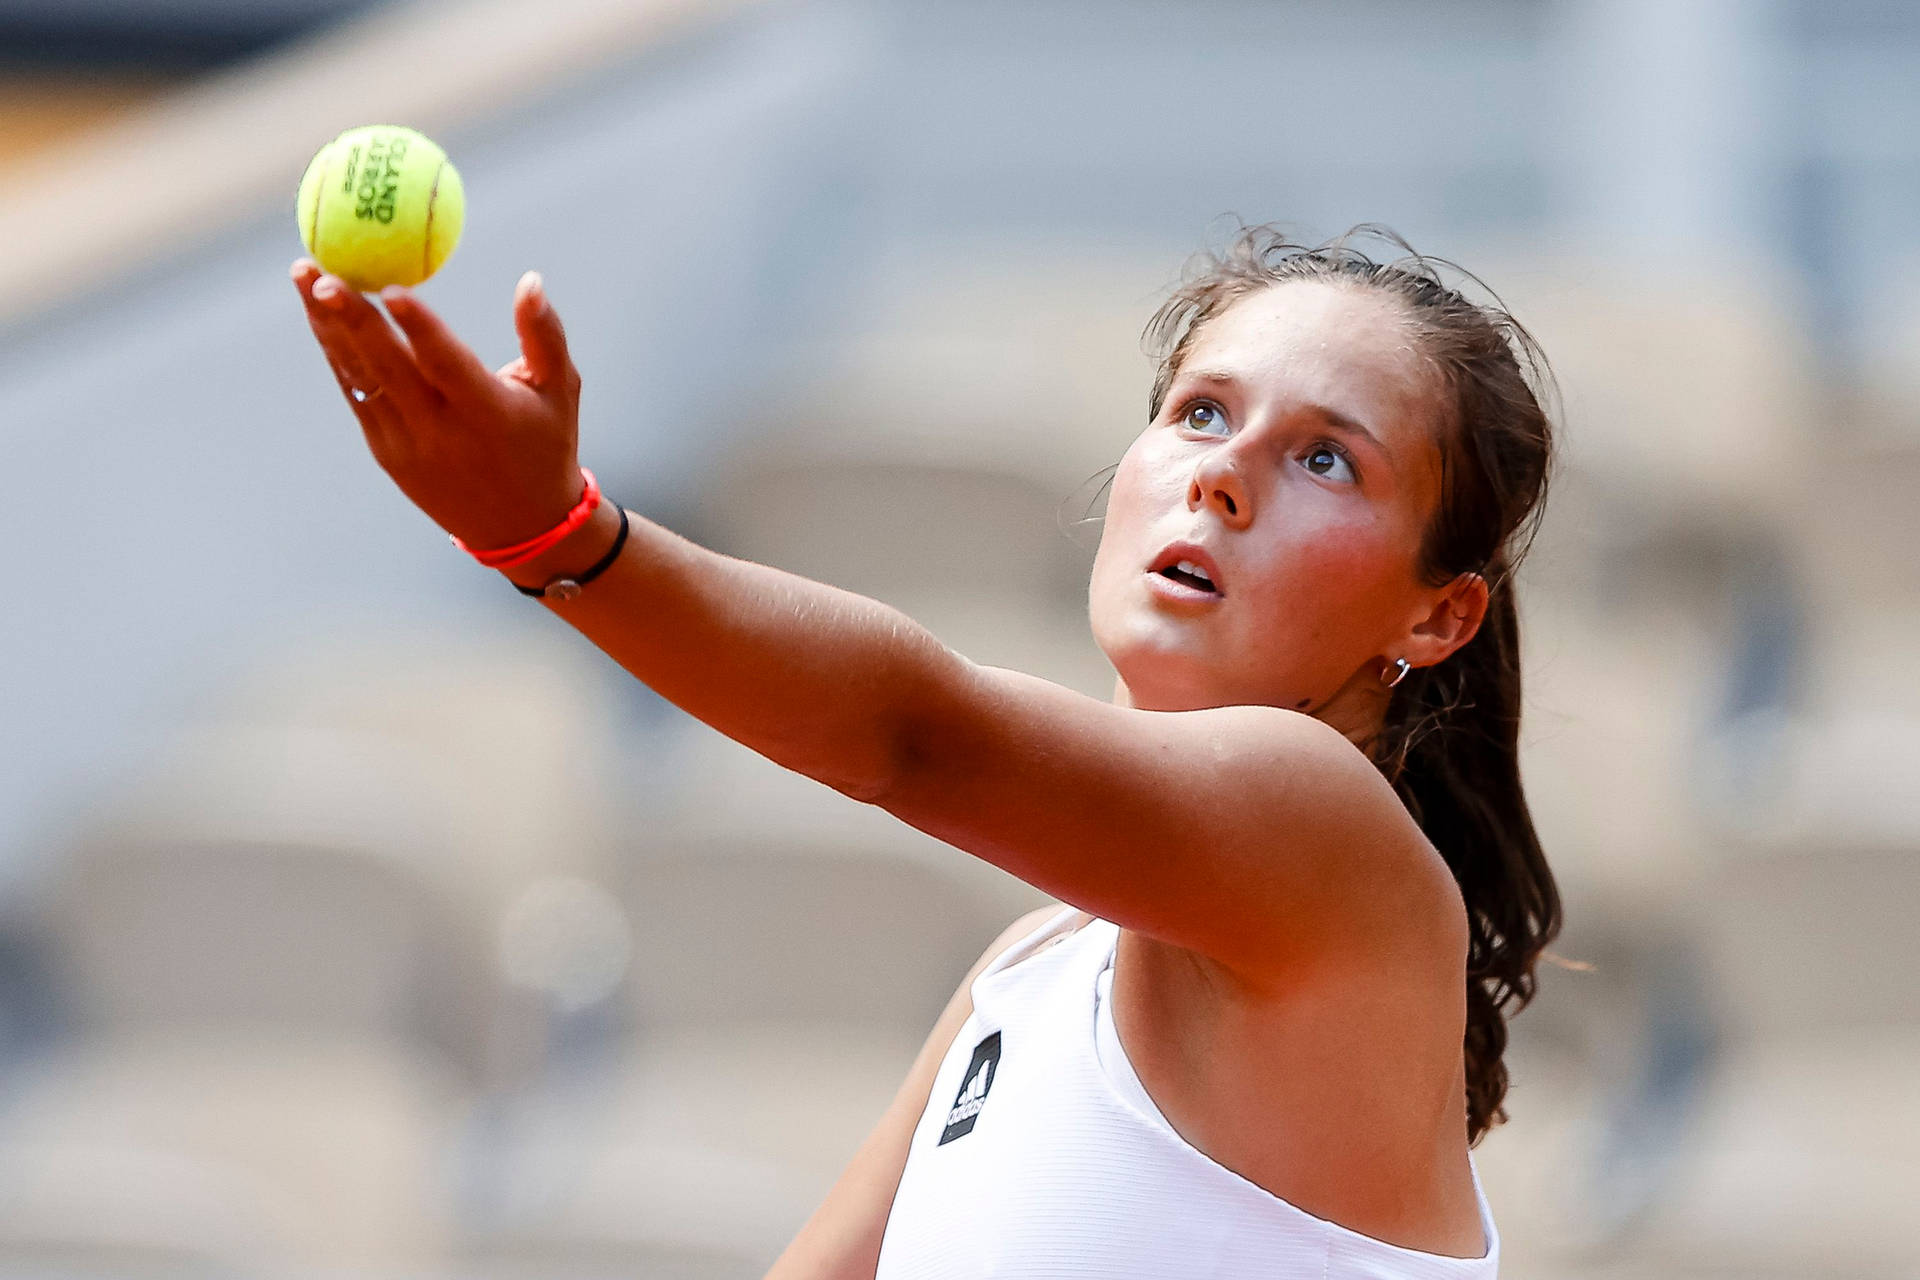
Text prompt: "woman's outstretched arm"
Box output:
[[292, 261, 1464, 980], [292, 258, 937, 801]]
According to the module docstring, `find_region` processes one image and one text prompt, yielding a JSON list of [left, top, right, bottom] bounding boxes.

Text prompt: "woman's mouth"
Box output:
[[1161, 560, 1216, 592], [1146, 561, 1223, 601]]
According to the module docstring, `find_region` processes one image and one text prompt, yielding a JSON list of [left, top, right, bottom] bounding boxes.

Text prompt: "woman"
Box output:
[[291, 222, 1562, 1278]]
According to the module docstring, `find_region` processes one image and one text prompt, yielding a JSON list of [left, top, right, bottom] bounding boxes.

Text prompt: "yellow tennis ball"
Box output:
[[296, 124, 464, 291]]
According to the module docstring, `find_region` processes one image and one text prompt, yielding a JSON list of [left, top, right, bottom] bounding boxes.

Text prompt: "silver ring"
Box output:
[[1381, 656, 1412, 688], [351, 385, 384, 403]]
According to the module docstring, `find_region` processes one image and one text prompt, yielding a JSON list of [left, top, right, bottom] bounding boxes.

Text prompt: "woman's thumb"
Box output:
[[513, 270, 573, 393]]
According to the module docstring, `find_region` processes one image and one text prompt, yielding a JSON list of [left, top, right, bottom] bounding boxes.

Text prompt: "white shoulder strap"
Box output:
[[979, 904, 1098, 982]]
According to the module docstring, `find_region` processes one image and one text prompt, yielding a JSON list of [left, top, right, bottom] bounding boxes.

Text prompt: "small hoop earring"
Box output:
[[1381, 656, 1411, 688]]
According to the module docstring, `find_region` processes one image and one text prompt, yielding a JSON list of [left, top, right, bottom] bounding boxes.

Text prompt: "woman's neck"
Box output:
[[1109, 669, 1391, 755]]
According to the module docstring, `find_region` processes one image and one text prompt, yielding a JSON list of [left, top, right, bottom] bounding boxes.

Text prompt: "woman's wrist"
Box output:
[[497, 496, 628, 595]]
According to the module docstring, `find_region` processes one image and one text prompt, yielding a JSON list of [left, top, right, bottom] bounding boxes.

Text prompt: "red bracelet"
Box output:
[[449, 468, 601, 569]]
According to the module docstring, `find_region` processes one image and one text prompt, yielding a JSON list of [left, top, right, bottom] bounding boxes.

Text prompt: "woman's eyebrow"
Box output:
[[1179, 367, 1385, 453], [1312, 404, 1385, 453]]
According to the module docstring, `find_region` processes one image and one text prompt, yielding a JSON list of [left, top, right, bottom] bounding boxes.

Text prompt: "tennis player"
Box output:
[[291, 222, 1562, 1278]]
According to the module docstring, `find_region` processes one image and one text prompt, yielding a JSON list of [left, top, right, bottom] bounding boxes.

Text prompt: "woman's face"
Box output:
[[1089, 280, 1452, 727]]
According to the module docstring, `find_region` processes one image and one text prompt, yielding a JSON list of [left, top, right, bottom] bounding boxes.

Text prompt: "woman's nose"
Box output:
[[1188, 446, 1252, 526]]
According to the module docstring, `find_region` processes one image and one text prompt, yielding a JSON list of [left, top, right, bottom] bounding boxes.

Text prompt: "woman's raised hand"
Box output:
[[290, 258, 587, 552]]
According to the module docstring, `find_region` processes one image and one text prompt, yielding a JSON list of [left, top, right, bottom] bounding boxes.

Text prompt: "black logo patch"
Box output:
[[937, 1031, 1002, 1145]]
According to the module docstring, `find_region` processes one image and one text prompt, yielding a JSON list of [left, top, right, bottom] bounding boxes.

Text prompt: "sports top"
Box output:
[[875, 906, 1501, 1279]]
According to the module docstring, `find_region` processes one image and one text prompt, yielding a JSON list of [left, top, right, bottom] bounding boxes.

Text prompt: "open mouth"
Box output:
[[1153, 559, 1220, 595]]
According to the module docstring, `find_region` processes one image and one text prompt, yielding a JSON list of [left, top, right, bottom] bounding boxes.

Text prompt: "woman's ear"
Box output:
[[1405, 571, 1489, 668]]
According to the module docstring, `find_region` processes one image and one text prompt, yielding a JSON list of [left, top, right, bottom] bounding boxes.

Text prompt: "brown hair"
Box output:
[[1141, 222, 1564, 1145]]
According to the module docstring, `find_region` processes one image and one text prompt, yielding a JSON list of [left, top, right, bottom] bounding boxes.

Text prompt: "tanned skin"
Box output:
[[292, 260, 1494, 1270]]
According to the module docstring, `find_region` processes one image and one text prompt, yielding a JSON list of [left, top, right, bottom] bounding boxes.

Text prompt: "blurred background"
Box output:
[[2, 0, 1917, 1276]]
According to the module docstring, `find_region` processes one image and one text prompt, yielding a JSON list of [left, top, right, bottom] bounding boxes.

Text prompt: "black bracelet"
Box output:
[[515, 502, 630, 600]]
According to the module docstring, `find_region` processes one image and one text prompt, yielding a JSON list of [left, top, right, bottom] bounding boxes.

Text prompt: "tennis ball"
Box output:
[[296, 124, 464, 291]]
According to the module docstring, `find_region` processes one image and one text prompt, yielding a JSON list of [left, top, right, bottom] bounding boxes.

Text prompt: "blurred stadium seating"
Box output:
[[2, 0, 1917, 1276]]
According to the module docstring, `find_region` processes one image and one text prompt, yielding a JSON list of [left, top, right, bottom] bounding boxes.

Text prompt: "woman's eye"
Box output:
[[1302, 444, 1356, 483], [1181, 402, 1228, 434]]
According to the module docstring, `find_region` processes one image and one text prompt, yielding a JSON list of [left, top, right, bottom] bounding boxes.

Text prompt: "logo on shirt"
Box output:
[[938, 1031, 1002, 1145]]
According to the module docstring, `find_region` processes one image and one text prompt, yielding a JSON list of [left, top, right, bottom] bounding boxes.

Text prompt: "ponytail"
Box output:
[[1373, 563, 1561, 1143]]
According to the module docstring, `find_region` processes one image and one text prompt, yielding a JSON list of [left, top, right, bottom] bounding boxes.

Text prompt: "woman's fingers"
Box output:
[[511, 271, 579, 396], [293, 261, 405, 447], [323, 352, 406, 452], [377, 285, 498, 399], [308, 276, 440, 419]]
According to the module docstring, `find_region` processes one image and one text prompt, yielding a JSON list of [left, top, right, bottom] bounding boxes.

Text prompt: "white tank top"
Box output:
[[875, 907, 1501, 1279]]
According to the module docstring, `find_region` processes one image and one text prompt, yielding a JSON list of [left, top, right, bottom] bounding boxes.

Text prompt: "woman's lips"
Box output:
[[1145, 568, 1225, 604], [1147, 541, 1224, 594]]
